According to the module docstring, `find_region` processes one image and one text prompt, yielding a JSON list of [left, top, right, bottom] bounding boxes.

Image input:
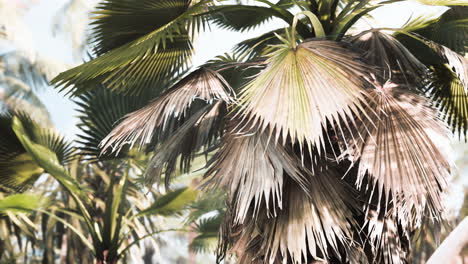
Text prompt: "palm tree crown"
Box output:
[[51, 0, 468, 263]]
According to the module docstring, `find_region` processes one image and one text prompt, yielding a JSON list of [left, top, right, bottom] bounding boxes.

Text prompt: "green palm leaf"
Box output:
[[236, 39, 374, 151], [426, 64, 468, 139], [209, 5, 283, 32], [0, 113, 73, 192], [189, 214, 222, 254], [52, 0, 211, 95], [137, 187, 198, 217], [74, 86, 155, 161], [0, 194, 47, 214]]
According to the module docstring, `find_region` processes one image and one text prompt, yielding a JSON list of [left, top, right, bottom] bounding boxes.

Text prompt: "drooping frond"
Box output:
[[100, 68, 233, 154], [351, 30, 428, 83], [365, 209, 411, 264], [205, 128, 309, 223], [52, 0, 211, 95], [426, 64, 468, 139], [143, 102, 226, 187], [342, 81, 450, 220], [74, 86, 155, 161], [236, 40, 374, 151], [219, 171, 358, 263]]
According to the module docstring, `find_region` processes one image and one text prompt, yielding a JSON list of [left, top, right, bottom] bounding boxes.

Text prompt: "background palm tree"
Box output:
[[51, 0, 468, 263]]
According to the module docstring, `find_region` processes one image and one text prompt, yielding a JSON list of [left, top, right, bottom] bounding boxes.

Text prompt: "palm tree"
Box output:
[[52, 0, 468, 263]]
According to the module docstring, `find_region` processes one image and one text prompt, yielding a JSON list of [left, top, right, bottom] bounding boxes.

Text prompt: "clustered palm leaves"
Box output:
[[48, 0, 467, 263]]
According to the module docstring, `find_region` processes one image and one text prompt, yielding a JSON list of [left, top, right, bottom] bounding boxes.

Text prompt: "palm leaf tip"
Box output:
[[220, 171, 358, 263], [205, 128, 308, 223], [99, 68, 234, 154], [236, 40, 376, 152], [342, 80, 450, 219]]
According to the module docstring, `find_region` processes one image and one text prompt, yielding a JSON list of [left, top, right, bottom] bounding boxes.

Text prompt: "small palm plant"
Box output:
[[52, 0, 467, 263]]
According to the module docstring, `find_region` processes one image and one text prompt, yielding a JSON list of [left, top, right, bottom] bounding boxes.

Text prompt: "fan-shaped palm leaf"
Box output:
[[233, 28, 288, 60], [205, 128, 309, 223], [220, 173, 358, 263], [209, 5, 282, 32], [100, 68, 233, 154], [236, 40, 374, 151], [342, 81, 450, 219], [52, 0, 211, 95], [74, 86, 155, 160]]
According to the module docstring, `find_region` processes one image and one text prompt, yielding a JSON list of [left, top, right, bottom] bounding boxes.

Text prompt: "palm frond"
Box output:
[[351, 30, 428, 83], [426, 64, 468, 139], [189, 214, 222, 254], [0, 112, 73, 192], [205, 128, 309, 224], [209, 5, 283, 32], [220, 172, 358, 263], [74, 86, 155, 161], [137, 187, 198, 217], [341, 81, 450, 220], [143, 102, 225, 188], [429, 43, 468, 93], [236, 40, 374, 152], [0, 194, 48, 214], [100, 68, 233, 154], [52, 0, 211, 95]]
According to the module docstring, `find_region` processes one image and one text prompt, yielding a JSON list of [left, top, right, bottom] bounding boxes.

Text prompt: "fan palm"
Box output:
[[52, 0, 468, 263]]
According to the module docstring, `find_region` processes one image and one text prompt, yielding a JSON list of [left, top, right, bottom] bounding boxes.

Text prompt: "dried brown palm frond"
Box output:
[[236, 40, 375, 153], [341, 79, 450, 221], [100, 68, 234, 154], [350, 30, 428, 84], [217, 172, 359, 264], [144, 102, 226, 187], [204, 126, 309, 224], [364, 209, 411, 264]]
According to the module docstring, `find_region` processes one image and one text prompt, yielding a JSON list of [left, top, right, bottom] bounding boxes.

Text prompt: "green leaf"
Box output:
[[209, 5, 282, 32], [189, 214, 222, 253], [52, 0, 211, 95], [137, 187, 198, 217], [74, 86, 155, 161], [427, 64, 468, 140], [0, 194, 47, 214], [0, 113, 73, 192]]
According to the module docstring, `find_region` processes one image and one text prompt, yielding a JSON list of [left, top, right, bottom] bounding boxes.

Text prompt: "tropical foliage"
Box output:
[[1, 0, 467, 263]]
